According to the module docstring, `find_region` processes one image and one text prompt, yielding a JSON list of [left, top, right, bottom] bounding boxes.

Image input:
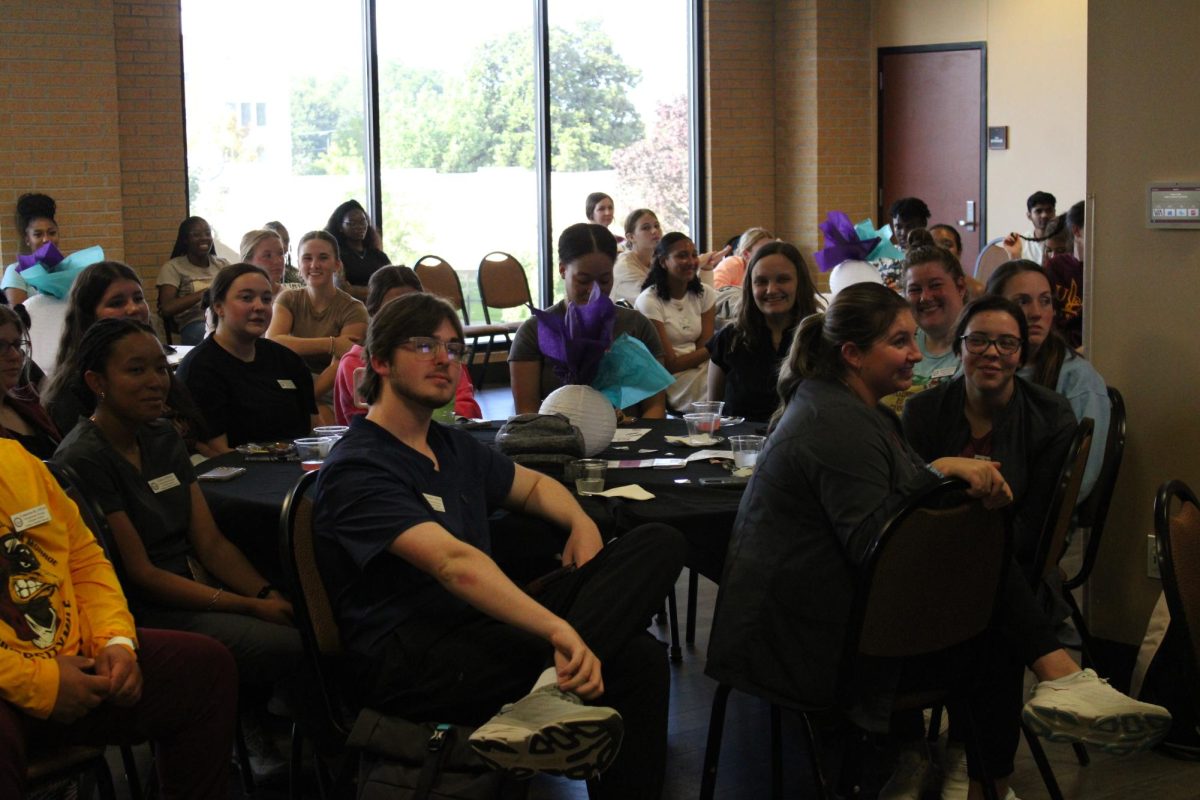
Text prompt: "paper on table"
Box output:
[[612, 428, 651, 443], [593, 484, 656, 501], [664, 434, 722, 446], [685, 449, 734, 463]]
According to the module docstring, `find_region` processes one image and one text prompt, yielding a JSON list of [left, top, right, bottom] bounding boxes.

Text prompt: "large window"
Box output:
[[182, 1, 696, 312], [182, 0, 369, 262]]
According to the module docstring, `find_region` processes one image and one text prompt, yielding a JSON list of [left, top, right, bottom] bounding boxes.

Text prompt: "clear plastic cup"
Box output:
[[684, 412, 720, 444], [294, 437, 334, 461], [729, 435, 767, 470], [690, 401, 725, 427], [313, 425, 349, 440], [570, 459, 607, 495]]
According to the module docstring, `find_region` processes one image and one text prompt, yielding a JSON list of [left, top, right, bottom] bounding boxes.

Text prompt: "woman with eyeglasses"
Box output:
[[0, 305, 59, 458], [986, 260, 1108, 501], [902, 296, 1078, 565]]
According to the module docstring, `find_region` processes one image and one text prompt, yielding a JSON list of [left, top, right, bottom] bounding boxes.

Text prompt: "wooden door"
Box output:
[[879, 45, 986, 269]]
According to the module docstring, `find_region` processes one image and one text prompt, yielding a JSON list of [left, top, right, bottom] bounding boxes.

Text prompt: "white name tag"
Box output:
[[148, 473, 181, 494], [423, 493, 446, 513], [278, 379, 296, 390], [12, 505, 51, 533], [930, 366, 958, 379]]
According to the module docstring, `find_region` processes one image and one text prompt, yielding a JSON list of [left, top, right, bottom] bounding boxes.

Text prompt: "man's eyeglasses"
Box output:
[[398, 337, 467, 362], [960, 333, 1021, 355], [0, 338, 30, 358]]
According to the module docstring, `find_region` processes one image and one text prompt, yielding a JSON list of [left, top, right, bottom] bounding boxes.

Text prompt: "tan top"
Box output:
[[275, 287, 368, 373]]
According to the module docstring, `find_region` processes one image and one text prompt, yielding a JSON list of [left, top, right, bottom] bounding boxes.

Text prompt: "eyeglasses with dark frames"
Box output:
[[960, 333, 1022, 355]]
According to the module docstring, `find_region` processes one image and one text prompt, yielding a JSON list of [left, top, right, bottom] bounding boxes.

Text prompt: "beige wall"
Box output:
[[873, 0, 1087, 241], [1086, 1, 1200, 643]]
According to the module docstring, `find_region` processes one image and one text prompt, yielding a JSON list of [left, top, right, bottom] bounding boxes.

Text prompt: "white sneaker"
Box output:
[[468, 685, 623, 780], [1022, 668, 1172, 755], [939, 744, 969, 800], [879, 743, 931, 800]]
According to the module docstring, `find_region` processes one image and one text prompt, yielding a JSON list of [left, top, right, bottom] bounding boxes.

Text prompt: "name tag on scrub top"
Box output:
[[278, 379, 296, 390], [148, 473, 181, 494]]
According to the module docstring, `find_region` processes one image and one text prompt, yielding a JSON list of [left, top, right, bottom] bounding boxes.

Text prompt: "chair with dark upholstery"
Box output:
[[700, 479, 1011, 800], [1154, 480, 1200, 728]]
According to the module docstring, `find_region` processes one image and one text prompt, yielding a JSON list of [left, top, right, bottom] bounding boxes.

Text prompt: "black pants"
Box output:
[[892, 563, 1063, 781], [363, 523, 685, 799]]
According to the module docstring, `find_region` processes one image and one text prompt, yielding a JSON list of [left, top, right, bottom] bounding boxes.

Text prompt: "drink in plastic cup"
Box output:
[[684, 412, 720, 443], [690, 401, 725, 429], [294, 437, 334, 461], [571, 459, 607, 495], [729, 435, 766, 470]]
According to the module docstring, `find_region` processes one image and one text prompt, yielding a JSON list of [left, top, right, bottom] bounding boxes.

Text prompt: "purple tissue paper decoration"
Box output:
[[813, 211, 880, 272], [531, 283, 616, 386], [16, 242, 64, 272]]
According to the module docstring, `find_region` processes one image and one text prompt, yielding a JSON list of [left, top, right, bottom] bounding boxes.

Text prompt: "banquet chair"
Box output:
[[278, 469, 358, 800], [1154, 480, 1200, 727], [475, 252, 529, 386], [25, 744, 117, 800], [973, 237, 1011, 285], [1021, 417, 1094, 790], [700, 479, 1011, 800], [1063, 387, 1126, 670], [414, 255, 515, 388]]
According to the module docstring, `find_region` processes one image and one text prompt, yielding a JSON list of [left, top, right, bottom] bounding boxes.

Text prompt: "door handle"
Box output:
[[958, 200, 977, 231]]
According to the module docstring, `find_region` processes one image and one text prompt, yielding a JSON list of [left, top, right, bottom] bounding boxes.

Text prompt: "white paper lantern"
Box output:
[[828, 259, 883, 298], [539, 384, 616, 457]]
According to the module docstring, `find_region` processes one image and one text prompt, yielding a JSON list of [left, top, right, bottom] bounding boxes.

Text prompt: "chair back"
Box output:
[[414, 255, 470, 323], [973, 236, 1010, 284], [43, 460, 131, 583], [476, 252, 532, 323], [1065, 387, 1126, 590], [1154, 480, 1200, 720], [278, 469, 352, 745], [850, 479, 1010, 661], [1030, 418, 1094, 586]]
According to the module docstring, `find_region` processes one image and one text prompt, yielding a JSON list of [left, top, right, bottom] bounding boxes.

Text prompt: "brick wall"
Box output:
[[0, 0, 186, 296], [705, 0, 874, 289], [0, 3, 126, 266], [113, 0, 188, 291], [705, 0, 777, 252]]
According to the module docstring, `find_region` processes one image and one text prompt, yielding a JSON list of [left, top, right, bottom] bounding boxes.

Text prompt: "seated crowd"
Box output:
[[0, 187, 1167, 800]]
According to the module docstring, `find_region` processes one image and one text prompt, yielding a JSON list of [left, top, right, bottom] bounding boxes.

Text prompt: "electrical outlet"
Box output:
[[1147, 534, 1161, 579]]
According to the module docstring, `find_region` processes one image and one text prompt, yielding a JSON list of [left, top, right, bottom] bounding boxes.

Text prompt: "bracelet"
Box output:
[[204, 587, 224, 610], [255, 584, 276, 599]]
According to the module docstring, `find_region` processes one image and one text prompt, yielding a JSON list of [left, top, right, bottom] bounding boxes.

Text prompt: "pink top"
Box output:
[[334, 344, 484, 424], [713, 255, 747, 289]]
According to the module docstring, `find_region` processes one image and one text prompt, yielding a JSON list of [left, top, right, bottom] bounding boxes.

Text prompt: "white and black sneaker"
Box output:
[[468, 686, 623, 780]]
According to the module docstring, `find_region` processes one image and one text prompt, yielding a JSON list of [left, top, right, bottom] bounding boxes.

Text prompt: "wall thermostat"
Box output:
[[1148, 183, 1200, 229]]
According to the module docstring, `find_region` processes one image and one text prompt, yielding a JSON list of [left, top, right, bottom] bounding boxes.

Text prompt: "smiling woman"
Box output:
[[177, 264, 317, 454], [156, 217, 229, 345], [266, 230, 368, 425]]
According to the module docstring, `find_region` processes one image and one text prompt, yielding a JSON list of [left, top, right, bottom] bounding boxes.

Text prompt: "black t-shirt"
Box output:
[[340, 247, 390, 287], [707, 324, 795, 421], [54, 419, 196, 596], [314, 416, 516, 655], [177, 336, 315, 447]]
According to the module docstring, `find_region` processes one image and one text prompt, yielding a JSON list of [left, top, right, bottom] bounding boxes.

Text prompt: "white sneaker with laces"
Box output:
[[467, 685, 623, 780], [879, 743, 931, 800], [1022, 668, 1172, 755]]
